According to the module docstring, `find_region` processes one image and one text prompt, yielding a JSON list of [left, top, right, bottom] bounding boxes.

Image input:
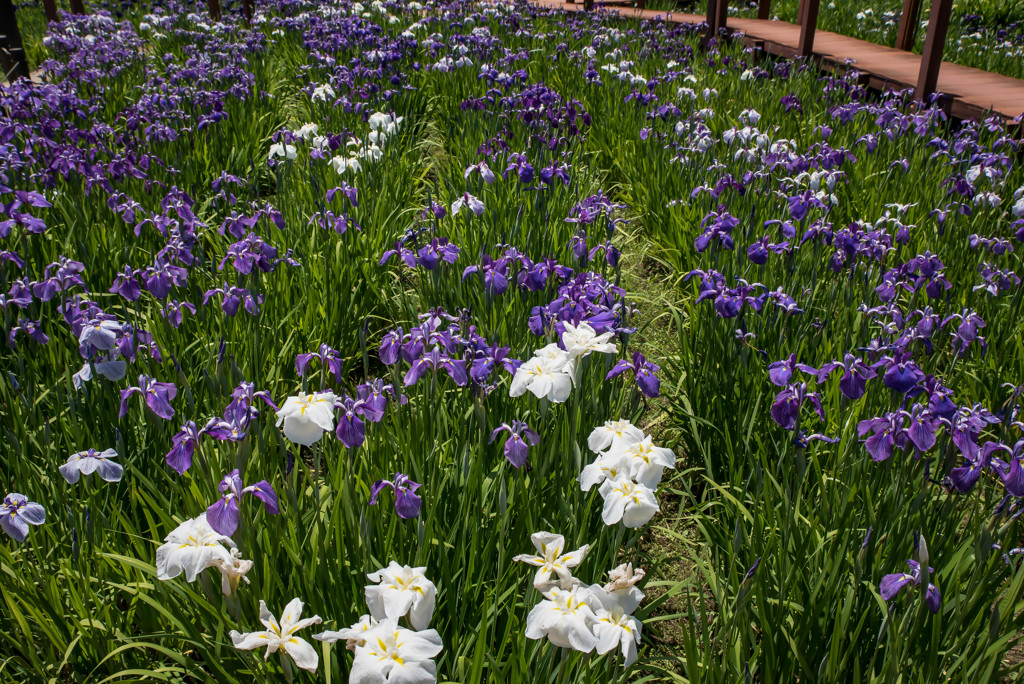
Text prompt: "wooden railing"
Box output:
[[703, 0, 955, 104]]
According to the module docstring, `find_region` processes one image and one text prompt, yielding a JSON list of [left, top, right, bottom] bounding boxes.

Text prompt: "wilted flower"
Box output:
[[216, 548, 253, 596]]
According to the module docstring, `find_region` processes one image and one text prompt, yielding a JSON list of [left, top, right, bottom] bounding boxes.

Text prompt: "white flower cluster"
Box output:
[[315, 562, 444, 683], [582, 420, 676, 529], [515, 532, 644, 668], [510, 322, 617, 403], [267, 111, 404, 174], [331, 111, 404, 174]]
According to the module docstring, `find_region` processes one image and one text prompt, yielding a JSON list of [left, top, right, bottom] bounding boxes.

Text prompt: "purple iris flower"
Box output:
[[858, 411, 909, 462], [356, 379, 400, 422], [747, 235, 789, 265], [770, 382, 824, 431], [219, 232, 279, 274], [0, 493, 45, 542], [988, 440, 1024, 496], [816, 353, 877, 400], [904, 404, 939, 453], [489, 420, 541, 468], [370, 472, 422, 519], [416, 239, 461, 271], [379, 327, 404, 365], [6, 279, 34, 309], [335, 394, 371, 448], [166, 421, 202, 475], [143, 261, 188, 299], [950, 441, 1000, 493], [161, 301, 196, 329], [881, 353, 925, 394], [767, 354, 818, 387], [941, 309, 987, 355], [119, 375, 177, 421], [466, 339, 517, 387], [880, 559, 940, 614], [203, 284, 263, 317], [224, 382, 277, 424], [296, 344, 345, 383], [463, 255, 510, 295], [607, 351, 661, 398], [202, 416, 249, 442], [9, 319, 49, 348], [404, 348, 467, 387], [206, 469, 280, 537], [110, 266, 143, 301], [326, 184, 359, 207]]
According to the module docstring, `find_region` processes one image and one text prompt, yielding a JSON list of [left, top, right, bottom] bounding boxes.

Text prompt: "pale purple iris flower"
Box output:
[[59, 448, 123, 484], [119, 374, 177, 420], [0, 493, 45, 542], [489, 420, 540, 468], [369, 473, 422, 519], [206, 469, 280, 537]]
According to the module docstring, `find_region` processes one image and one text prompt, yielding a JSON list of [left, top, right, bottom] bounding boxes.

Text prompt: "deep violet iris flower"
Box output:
[[370, 473, 422, 519], [880, 559, 941, 614], [606, 351, 661, 398], [206, 469, 280, 536], [489, 420, 541, 468]]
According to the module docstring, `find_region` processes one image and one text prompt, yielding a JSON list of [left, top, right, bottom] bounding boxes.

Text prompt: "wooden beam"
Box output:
[[706, 0, 727, 33], [797, 0, 820, 57], [916, 0, 953, 102], [41, 0, 57, 23], [0, 0, 29, 81], [207, 0, 221, 20], [241, 0, 253, 20], [68, 0, 84, 14], [895, 0, 923, 51], [758, 0, 772, 20]]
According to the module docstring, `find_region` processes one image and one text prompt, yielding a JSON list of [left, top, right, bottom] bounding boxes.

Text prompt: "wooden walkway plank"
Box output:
[[529, 0, 1024, 123]]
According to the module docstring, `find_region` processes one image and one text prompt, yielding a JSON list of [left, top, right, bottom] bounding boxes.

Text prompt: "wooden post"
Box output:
[[797, 0, 819, 57], [41, 0, 57, 23], [758, 0, 771, 20], [241, 0, 253, 20], [68, 0, 84, 14], [207, 0, 220, 20], [895, 0, 923, 51], [706, 0, 727, 33], [916, 0, 953, 102], [0, 0, 29, 81]]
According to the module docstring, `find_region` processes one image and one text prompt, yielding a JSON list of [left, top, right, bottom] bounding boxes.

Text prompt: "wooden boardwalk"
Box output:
[[532, 0, 1024, 124]]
